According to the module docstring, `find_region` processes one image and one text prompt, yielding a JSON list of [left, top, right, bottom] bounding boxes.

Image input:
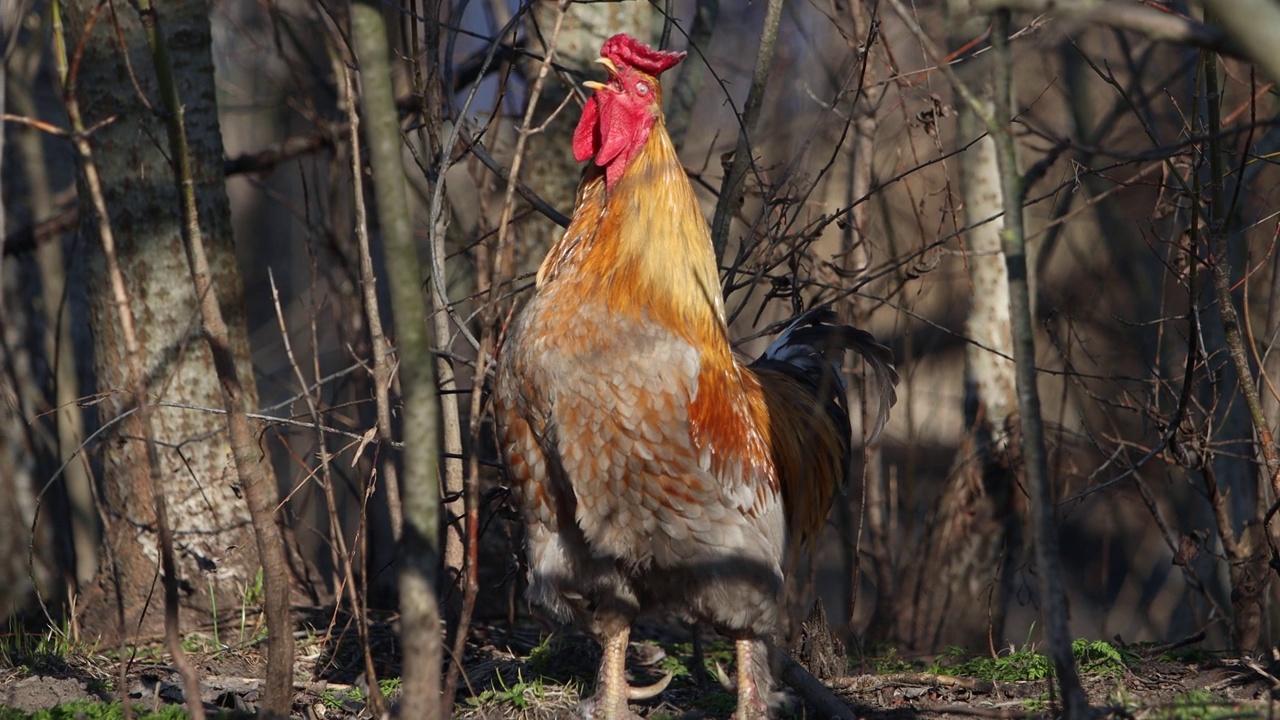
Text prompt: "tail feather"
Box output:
[[752, 307, 899, 445], [749, 307, 899, 551]]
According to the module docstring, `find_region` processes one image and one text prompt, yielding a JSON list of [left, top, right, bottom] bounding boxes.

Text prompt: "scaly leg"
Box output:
[[582, 626, 631, 719], [733, 637, 771, 720], [580, 625, 674, 719]]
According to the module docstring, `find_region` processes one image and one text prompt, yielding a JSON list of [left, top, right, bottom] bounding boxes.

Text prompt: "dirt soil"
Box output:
[[450, 621, 1280, 720], [1, 614, 1277, 719]]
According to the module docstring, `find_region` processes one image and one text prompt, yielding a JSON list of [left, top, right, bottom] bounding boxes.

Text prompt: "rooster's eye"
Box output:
[[636, 82, 650, 95]]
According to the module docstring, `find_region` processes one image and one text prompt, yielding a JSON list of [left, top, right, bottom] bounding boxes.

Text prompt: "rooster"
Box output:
[[494, 34, 897, 719]]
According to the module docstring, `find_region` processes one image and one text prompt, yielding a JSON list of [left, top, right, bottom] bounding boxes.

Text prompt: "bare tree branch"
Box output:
[[988, 11, 1087, 716], [973, 0, 1242, 57]]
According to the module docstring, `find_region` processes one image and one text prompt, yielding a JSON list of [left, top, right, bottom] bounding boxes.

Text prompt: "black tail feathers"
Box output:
[[751, 307, 899, 444]]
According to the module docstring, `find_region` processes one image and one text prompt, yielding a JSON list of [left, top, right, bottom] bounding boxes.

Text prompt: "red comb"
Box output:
[[600, 34, 685, 76]]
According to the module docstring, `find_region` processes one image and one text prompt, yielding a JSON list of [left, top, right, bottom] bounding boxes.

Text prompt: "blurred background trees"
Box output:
[[4, 0, 1280, 703]]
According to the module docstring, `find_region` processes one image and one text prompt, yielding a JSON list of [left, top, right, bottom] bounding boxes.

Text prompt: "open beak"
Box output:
[[583, 56, 620, 91]]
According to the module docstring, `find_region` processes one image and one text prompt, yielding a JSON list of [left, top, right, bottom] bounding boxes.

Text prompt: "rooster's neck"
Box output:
[[538, 120, 730, 353]]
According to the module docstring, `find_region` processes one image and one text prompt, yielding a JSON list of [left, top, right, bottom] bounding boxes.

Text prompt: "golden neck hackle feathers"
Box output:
[[536, 111, 729, 361]]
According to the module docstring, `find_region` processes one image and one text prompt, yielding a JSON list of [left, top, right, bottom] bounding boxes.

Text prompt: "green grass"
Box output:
[[0, 617, 77, 674], [462, 636, 742, 716], [942, 646, 1055, 682], [1159, 690, 1240, 720], [234, 570, 268, 648], [525, 634, 557, 676], [1021, 691, 1050, 712], [869, 644, 915, 674], [655, 652, 691, 679], [320, 686, 366, 709], [1073, 638, 1133, 677], [464, 669, 562, 711], [651, 639, 734, 683], [378, 677, 402, 697], [1159, 647, 1215, 664], [317, 677, 401, 708], [179, 633, 220, 655], [868, 638, 1135, 682]]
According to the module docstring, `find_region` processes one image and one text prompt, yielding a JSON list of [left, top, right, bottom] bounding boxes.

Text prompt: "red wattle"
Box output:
[[595, 99, 632, 168], [574, 88, 653, 190]]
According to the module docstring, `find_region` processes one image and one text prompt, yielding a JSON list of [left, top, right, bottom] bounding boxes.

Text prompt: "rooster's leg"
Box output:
[[733, 638, 771, 720], [587, 626, 633, 719], [581, 625, 673, 719]]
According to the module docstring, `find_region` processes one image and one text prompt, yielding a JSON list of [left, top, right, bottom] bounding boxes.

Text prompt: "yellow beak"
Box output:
[[594, 57, 619, 76], [583, 56, 619, 91]]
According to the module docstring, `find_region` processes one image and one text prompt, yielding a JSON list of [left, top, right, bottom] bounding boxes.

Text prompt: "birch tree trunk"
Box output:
[[516, 1, 654, 254], [62, 0, 276, 640], [900, 0, 1018, 651]]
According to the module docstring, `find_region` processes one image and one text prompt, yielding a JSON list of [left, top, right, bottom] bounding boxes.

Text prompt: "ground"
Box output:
[[1, 612, 1277, 719]]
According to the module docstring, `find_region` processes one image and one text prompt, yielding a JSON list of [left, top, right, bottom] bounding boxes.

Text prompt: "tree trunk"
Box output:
[[2, 23, 75, 619], [515, 1, 654, 255], [897, 0, 1018, 652], [351, 0, 445, 714], [8, 32, 100, 593], [62, 0, 274, 641]]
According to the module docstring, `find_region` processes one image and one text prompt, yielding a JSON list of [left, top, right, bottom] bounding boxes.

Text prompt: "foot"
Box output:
[[579, 693, 645, 720]]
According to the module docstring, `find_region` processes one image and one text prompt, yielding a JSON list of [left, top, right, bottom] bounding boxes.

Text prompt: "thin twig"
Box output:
[[424, 7, 532, 356], [664, 0, 719, 149], [970, 0, 1242, 57], [458, 126, 569, 227], [899, 5, 1092, 715], [990, 10, 1086, 716], [1199, 41, 1276, 648], [445, 2, 572, 708], [269, 269, 384, 715], [338, 23, 402, 541], [1202, 39, 1280, 500]]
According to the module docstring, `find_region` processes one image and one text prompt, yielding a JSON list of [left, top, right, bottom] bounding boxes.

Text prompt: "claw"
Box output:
[[626, 670, 673, 700], [713, 659, 734, 690]]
